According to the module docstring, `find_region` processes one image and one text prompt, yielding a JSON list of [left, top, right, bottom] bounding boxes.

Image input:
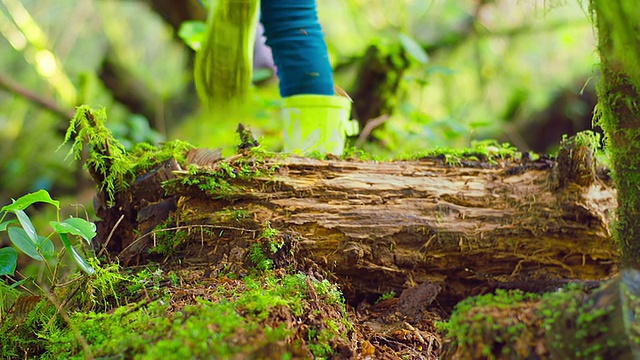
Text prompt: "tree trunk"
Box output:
[[591, 0, 640, 268], [351, 44, 410, 135]]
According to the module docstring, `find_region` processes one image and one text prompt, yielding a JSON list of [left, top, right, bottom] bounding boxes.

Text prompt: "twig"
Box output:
[[41, 289, 95, 360], [356, 114, 390, 147], [0, 73, 74, 120], [98, 214, 124, 260]]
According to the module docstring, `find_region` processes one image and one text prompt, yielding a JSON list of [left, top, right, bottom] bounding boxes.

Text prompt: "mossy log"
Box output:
[[96, 141, 618, 305]]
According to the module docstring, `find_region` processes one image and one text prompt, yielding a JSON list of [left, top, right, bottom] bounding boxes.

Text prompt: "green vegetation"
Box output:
[[249, 221, 284, 271], [399, 139, 521, 164], [375, 290, 396, 304], [437, 289, 539, 348], [2, 270, 351, 359], [0, 189, 96, 285], [590, 0, 640, 268], [166, 150, 277, 199], [61, 106, 194, 206]]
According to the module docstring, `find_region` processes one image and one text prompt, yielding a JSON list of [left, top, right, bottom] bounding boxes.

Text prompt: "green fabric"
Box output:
[[194, 0, 259, 109]]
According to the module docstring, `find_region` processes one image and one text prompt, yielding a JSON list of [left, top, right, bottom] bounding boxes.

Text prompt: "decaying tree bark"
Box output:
[[95, 135, 618, 306]]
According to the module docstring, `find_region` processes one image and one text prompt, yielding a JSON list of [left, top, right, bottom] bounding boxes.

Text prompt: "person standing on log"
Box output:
[[195, 0, 358, 155]]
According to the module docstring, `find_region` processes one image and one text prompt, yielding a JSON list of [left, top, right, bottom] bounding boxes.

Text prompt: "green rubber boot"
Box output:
[[282, 95, 360, 155], [194, 0, 259, 109]]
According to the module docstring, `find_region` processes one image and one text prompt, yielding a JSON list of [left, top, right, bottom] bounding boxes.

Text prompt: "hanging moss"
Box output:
[[61, 105, 194, 206]]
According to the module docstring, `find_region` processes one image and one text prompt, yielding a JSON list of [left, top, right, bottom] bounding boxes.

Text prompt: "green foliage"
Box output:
[[398, 33, 429, 65], [84, 260, 128, 309], [248, 221, 284, 271], [375, 291, 396, 304], [0, 189, 96, 279], [249, 243, 273, 271], [539, 282, 616, 357], [178, 20, 207, 51]]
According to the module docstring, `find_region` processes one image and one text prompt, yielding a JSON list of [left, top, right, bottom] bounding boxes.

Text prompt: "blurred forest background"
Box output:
[[0, 0, 598, 207]]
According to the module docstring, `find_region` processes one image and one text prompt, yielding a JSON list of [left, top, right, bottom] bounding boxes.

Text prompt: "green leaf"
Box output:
[[253, 68, 274, 83], [9, 278, 27, 289], [398, 33, 429, 64], [50, 218, 97, 243], [0, 247, 18, 276], [178, 21, 207, 51], [15, 210, 37, 244], [425, 66, 455, 76], [59, 233, 94, 275], [37, 236, 55, 259], [0, 220, 17, 231], [1, 189, 60, 213], [8, 227, 43, 261]]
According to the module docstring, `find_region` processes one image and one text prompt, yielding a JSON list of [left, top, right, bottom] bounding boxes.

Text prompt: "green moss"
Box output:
[[1, 298, 59, 358], [441, 283, 625, 358], [438, 289, 540, 357], [591, 0, 640, 267], [39, 272, 350, 359], [166, 155, 275, 199], [61, 106, 194, 206], [375, 290, 396, 304], [399, 140, 520, 164]]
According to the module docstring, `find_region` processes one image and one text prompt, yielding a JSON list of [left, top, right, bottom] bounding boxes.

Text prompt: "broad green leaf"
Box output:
[[8, 228, 43, 261], [0, 247, 18, 276], [50, 218, 97, 243], [1, 189, 60, 213], [398, 33, 429, 64], [59, 233, 94, 275], [178, 21, 206, 51], [0, 220, 17, 231], [15, 210, 37, 244], [37, 236, 55, 259]]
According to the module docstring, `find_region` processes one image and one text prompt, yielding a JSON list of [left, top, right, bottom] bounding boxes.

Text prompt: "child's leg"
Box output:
[[260, 0, 335, 97]]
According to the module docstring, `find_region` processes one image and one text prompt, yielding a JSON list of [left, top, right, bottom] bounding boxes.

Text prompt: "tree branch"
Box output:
[[0, 73, 74, 120]]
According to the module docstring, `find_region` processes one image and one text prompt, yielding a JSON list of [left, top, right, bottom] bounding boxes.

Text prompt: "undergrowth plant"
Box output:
[[0, 189, 96, 289]]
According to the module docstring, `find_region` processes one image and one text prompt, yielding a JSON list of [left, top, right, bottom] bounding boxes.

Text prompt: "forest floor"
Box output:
[[2, 129, 620, 359]]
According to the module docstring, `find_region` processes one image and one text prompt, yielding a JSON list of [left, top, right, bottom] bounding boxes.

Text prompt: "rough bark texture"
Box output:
[[98, 144, 618, 306], [591, 0, 640, 269]]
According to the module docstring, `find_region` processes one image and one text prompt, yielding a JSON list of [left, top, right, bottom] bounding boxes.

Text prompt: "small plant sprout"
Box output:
[[0, 189, 97, 284], [375, 291, 396, 304]]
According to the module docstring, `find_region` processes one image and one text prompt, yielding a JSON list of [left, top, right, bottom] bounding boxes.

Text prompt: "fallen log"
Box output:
[[95, 136, 618, 305]]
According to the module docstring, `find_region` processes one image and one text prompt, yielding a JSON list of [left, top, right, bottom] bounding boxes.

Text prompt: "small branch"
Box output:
[[355, 114, 390, 147], [0, 73, 74, 120]]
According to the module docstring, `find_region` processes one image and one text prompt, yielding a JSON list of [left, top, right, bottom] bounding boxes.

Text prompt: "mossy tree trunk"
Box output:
[[591, 0, 640, 268], [351, 44, 410, 134]]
